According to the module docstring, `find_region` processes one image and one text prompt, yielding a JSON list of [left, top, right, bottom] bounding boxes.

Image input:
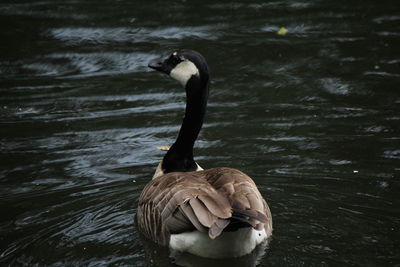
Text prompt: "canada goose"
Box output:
[[137, 50, 272, 259]]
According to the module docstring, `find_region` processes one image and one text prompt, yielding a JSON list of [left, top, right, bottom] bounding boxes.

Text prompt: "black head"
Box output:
[[148, 50, 209, 87]]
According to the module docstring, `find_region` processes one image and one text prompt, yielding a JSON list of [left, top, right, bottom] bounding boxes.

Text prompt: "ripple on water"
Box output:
[[383, 149, 400, 159], [5, 184, 138, 264], [0, 2, 89, 20], [372, 15, 400, 24], [363, 71, 400, 78], [29, 101, 181, 122], [59, 204, 132, 245], [49, 25, 222, 45], [211, 2, 313, 10], [22, 52, 159, 78], [319, 78, 351, 95], [328, 159, 352, 165]]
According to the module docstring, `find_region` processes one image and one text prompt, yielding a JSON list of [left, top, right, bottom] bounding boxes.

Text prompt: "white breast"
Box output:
[[169, 228, 268, 259]]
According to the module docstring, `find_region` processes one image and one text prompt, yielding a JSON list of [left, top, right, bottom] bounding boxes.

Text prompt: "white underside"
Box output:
[[169, 228, 267, 259]]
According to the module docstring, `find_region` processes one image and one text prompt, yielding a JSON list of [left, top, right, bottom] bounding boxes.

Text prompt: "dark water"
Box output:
[[1, 0, 399, 266]]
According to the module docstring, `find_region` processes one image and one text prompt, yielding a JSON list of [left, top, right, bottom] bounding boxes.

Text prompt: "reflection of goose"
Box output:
[[137, 50, 272, 258]]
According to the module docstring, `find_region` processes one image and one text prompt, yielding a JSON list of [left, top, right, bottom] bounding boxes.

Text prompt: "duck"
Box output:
[[137, 50, 272, 259]]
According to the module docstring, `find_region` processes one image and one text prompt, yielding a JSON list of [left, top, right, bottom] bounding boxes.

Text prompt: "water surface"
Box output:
[[1, 0, 399, 266]]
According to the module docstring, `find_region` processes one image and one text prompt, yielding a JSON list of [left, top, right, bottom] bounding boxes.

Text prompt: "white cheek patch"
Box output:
[[170, 60, 200, 87]]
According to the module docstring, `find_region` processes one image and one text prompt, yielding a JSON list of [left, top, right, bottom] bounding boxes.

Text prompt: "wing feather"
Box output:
[[209, 219, 230, 239], [201, 167, 272, 232], [179, 202, 208, 233], [197, 194, 231, 218], [189, 198, 216, 227], [137, 167, 272, 246]]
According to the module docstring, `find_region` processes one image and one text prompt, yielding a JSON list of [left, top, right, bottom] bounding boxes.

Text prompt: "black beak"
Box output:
[[148, 57, 172, 75], [148, 60, 168, 74], [148, 59, 163, 71]]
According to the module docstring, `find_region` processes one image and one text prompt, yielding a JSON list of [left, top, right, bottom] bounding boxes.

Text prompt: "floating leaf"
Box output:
[[277, 27, 288, 36], [157, 145, 171, 151]]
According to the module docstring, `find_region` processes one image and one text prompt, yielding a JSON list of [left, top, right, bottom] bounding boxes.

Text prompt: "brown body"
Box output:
[[137, 167, 272, 246]]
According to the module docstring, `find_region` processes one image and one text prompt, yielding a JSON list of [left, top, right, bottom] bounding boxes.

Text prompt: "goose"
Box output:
[[137, 50, 272, 259]]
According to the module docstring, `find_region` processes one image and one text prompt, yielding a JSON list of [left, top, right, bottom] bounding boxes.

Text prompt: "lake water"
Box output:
[[1, 0, 399, 266]]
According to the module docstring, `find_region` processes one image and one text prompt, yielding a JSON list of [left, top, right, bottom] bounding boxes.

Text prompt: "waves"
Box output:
[[1, 0, 399, 265]]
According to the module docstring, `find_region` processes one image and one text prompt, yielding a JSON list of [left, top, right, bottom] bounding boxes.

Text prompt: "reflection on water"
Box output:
[[1, 0, 399, 266]]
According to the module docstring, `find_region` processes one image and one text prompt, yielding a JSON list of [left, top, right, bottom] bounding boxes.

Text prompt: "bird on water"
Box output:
[[137, 50, 272, 259]]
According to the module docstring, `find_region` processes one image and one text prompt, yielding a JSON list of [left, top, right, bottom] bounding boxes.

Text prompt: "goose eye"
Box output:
[[169, 54, 181, 65]]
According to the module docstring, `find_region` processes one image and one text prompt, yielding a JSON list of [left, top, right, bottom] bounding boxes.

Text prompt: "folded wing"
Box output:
[[137, 167, 272, 245]]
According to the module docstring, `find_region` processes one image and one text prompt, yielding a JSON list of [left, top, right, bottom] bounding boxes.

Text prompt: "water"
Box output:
[[1, 0, 399, 266]]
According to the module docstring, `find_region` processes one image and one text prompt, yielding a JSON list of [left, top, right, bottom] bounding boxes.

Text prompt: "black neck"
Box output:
[[162, 75, 209, 173]]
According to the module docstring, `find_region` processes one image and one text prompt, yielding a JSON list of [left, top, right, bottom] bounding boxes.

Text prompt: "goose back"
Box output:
[[137, 167, 272, 246]]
